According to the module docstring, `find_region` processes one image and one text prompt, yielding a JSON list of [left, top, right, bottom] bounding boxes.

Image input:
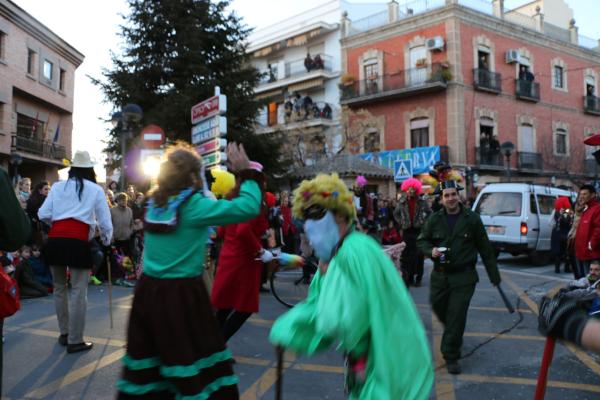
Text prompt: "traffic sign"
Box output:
[[191, 95, 227, 125], [196, 138, 227, 156], [203, 151, 227, 167], [394, 159, 413, 182], [191, 116, 227, 145], [140, 125, 165, 149]]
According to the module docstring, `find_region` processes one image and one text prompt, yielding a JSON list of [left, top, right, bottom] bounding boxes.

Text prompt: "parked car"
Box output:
[[472, 183, 576, 265]]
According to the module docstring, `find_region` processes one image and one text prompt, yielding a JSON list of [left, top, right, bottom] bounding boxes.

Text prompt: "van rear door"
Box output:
[[533, 193, 556, 251], [475, 192, 524, 246]]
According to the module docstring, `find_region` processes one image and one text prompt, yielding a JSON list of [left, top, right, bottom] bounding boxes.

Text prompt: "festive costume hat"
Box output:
[[292, 173, 356, 220]]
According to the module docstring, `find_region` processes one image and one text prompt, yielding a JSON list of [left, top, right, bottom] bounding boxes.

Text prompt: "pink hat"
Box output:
[[249, 161, 263, 172]]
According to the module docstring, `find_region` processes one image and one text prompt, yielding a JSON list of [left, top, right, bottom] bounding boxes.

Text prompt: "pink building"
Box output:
[[0, 0, 84, 183], [340, 0, 600, 193]]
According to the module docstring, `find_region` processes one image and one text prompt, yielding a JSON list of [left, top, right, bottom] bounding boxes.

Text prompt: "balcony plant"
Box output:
[[416, 58, 427, 68], [339, 74, 357, 98]]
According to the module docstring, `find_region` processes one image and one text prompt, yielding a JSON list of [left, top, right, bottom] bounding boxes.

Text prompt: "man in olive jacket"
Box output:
[[417, 181, 501, 375], [0, 167, 32, 395]]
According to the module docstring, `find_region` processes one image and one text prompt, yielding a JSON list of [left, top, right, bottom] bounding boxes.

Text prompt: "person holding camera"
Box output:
[[417, 180, 501, 375]]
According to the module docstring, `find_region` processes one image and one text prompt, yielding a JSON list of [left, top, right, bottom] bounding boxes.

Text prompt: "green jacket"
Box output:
[[417, 205, 501, 285], [0, 168, 31, 251]]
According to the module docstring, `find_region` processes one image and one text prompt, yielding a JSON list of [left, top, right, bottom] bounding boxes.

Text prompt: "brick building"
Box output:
[[0, 0, 84, 184], [339, 0, 600, 195]]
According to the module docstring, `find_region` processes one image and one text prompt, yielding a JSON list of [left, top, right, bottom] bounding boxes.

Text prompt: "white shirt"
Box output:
[[38, 178, 113, 244]]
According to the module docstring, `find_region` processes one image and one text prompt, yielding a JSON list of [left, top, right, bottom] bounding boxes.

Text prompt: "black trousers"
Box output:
[[216, 308, 252, 342], [401, 228, 423, 286]]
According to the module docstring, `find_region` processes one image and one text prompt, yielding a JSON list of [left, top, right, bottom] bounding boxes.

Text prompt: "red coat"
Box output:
[[280, 204, 295, 236], [211, 211, 269, 313], [575, 200, 600, 261]]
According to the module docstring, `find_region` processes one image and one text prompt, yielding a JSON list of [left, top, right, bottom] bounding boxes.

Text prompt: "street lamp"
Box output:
[[9, 153, 23, 186], [500, 141, 515, 183], [111, 103, 143, 190]]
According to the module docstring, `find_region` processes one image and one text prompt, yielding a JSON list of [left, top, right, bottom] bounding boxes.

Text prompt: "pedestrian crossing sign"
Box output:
[[394, 159, 413, 182]]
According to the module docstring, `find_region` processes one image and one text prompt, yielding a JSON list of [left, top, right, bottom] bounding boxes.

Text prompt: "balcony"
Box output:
[[256, 54, 337, 94], [518, 151, 542, 170], [515, 79, 540, 102], [585, 159, 598, 176], [255, 101, 339, 134], [11, 135, 66, 161], [340, 63, 448, 106], [475, 147, 504, 169], [584, 95, 600, 115], [473, 69, 501, 94]]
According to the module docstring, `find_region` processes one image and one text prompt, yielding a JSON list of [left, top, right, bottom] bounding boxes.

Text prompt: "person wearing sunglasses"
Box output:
[[269, 173, 433, 399]]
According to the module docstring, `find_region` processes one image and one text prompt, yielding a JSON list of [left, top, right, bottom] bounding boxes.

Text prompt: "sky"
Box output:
[[12, 0, 600, 181]]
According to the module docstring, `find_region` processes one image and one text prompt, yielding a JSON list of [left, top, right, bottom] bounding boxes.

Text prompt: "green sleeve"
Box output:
[[0, 168, 31, 250], [187, 180, 262, 227], [417, 217, 434, 257], [473, 215, 501, 285]]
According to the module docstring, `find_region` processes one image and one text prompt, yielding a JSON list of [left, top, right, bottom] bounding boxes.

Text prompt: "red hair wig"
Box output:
[[401, 178, 423, 195]]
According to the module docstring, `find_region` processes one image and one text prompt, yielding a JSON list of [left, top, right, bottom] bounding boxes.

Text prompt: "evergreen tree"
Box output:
[[93, 0, 285, 175]]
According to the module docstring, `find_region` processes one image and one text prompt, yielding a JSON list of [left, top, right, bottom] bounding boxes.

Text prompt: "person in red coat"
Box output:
[[211, 167, 271, 342], [574, 184, 600, 277]]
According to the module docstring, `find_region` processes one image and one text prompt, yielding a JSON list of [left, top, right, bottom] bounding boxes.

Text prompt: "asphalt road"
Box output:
[[2, 255, 599, 399]]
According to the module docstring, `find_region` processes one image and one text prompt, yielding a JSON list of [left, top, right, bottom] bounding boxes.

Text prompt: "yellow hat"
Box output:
[[292, 173, 356, 220], [210, 169, 236, 198]]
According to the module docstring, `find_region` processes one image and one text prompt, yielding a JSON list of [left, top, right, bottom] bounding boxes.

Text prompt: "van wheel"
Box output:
[[528, 251, 552, 266]]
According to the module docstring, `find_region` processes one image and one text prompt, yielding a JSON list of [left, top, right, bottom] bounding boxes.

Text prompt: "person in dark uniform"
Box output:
[[417, 181, 501, 375]]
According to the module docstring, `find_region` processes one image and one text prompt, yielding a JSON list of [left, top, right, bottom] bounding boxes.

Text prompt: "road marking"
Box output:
[[25, 348, 126, 399], [416, 303, 532, 314], [431, 315, 456, 400], [460, 374, 600, 393], [463, 332, 545, 341], [240, 367, 278, 400], [502, 274, 600, 378], [247, 316, 274, 327], [292, 363, 344, 373], [235, 356, 271, 366], [497, 267, 571, 282], [5, 325, 126, 348]]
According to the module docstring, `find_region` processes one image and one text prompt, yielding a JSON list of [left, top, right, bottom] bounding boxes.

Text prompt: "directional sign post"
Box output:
[[191, 87, 227, 169], [394, 159, 413, 182]]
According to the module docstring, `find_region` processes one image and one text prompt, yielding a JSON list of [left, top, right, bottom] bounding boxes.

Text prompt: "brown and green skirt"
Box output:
[[117, 274, 239, 399]]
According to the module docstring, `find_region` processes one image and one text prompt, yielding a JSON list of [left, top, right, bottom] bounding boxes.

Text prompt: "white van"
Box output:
[[471, 183, 576, 264]]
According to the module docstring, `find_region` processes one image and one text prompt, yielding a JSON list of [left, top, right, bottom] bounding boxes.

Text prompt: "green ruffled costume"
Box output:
[[270, 231, 433, 399]]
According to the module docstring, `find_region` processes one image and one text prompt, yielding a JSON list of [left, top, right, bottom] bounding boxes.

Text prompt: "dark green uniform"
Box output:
[[417, 204, 500, 361]]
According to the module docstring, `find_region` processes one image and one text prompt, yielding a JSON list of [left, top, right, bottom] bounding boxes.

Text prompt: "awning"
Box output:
[[287, 78, 324, 93], [256, 90, 284, 101]]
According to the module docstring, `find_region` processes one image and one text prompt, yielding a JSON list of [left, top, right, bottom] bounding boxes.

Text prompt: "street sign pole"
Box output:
[[191, 87, 227, 169]]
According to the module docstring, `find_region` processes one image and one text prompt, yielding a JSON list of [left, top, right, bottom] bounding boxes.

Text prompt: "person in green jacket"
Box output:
[[417, 181, 501, 374], [270, 173, 433, 400], [0, 167, 31, 396]]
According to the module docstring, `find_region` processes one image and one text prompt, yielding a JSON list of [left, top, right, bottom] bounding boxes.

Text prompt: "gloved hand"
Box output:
[[258, 249, 274, 263], [538, 294, 589, 346]]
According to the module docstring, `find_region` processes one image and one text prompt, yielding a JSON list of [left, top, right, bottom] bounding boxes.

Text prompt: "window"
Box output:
[[364, 130, 380, 153], [0, 32, 6, 61], [27, 49, 36, 75], [478, 51, 490, 70], [59, 69, 66, 91], [267, 102, 278, 126], [475, 192, 522, 216], [410, 118, 429, 148], [536, 195, 556, 215], [555, 129, 567, 155], [364, 63, 378, 80], [16, 113, 45, 138], [553, 66, 564, 89], [43, 60, 53, 80]]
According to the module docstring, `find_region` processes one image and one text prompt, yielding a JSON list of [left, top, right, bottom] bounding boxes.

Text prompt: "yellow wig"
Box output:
[[292, 173, 356, 220], [210, 169, 236, 198]]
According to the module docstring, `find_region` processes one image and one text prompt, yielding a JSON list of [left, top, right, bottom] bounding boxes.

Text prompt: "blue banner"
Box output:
[[359, 146, 441, 175]]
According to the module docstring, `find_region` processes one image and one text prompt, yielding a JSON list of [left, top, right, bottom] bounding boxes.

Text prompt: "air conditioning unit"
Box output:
[[426, 36, 445, 51], [505, 49, 520, 64]]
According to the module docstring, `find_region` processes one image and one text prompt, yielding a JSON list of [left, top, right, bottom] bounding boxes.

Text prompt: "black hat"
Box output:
[[434, 180, 463, 195]]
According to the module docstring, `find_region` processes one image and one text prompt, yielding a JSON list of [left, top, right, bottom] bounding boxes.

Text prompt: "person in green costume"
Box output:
[[417, 180, 501, 375], [269, 173, 433, 399]]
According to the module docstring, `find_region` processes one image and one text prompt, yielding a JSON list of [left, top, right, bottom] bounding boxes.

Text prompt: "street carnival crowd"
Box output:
[[0, 142, 600, 399]]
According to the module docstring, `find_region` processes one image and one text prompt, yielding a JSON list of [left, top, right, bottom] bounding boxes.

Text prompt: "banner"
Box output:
[[359, 146, 441, 175]]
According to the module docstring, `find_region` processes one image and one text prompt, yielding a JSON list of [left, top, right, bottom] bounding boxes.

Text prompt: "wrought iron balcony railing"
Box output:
[[515, 79, 540, 102], [475, 147, 504, 167], [11, 135, 66, 160], [583, 95, 600, 115], [517, 151, 542, 170], [473, 69, 501, 93]]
